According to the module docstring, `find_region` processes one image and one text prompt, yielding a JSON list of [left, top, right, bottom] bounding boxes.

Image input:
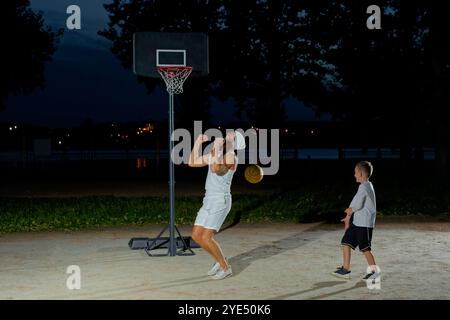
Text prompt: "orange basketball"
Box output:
[[244, 165, 264, 184]]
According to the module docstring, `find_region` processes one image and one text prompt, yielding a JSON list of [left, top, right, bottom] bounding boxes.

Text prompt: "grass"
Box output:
[[1, 184, 449, 233]]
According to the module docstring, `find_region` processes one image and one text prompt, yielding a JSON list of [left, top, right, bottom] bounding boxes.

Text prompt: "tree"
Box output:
[[428, 1, 450, 179], [0, 0, 63, 111], [100, 0, 449, 176], [314, 0, 449, 175], [100, 0, 341, 128]]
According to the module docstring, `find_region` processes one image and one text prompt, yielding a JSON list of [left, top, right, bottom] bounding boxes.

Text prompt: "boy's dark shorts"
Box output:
[[341, 223, 373, 252]]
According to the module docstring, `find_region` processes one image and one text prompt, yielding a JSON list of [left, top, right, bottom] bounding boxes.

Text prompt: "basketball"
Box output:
[[244, 164, 264, 184]]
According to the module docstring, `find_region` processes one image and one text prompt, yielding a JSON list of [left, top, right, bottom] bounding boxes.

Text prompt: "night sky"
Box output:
[[1, 0, 330, 128]]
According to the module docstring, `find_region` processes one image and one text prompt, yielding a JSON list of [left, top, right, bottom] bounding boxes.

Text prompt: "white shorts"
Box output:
[[194, 194, 232, 232]]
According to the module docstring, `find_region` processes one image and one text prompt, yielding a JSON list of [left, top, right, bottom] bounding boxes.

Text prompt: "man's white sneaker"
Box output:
[[207, 262, 220, 276], [212, 266, 233, 280], [207, 258, 228, 276]]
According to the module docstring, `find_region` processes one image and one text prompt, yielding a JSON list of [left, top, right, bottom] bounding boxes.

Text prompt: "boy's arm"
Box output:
[[341, 212, 351, 230], [344, 207, 353, 217], [342, 187, 366, 230], [349, 186, 366, 212]]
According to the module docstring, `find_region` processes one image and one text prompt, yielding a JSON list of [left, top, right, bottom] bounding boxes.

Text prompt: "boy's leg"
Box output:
[[340, 223, 356, 271], [343, 245, 351, 271], [360, 227, 376, 272], [362, 250, 377, 272], [332, 244, 352, 279]]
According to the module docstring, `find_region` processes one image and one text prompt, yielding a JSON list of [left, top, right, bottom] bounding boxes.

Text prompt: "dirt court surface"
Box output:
[[1, 221, 450, 300]]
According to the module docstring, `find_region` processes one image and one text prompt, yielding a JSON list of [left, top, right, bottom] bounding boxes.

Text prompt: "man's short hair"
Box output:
[[356, 161, 373, 178]]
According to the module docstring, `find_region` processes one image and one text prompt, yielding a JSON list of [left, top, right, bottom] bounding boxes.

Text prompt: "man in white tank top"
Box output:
[[188, 130, 246, 280]]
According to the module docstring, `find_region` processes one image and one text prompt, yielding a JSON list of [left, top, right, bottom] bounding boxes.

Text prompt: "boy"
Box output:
[[332, 161, 379, 281], [188, 130, 246, 280]]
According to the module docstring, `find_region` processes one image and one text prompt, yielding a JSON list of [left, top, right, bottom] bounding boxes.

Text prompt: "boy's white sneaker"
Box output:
[[212, 266, 233, 280], [362, 270, 381, 282]]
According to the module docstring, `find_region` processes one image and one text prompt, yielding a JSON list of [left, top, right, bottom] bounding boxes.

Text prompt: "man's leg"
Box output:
[[191, 225, 204, 245], [192, 226, 215, 257], [201, 229, 228, 270], [342, 245, 351, 271], [192, 226, 210, 253]]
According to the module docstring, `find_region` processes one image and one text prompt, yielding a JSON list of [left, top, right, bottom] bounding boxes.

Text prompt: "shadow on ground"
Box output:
[[228, 223, 325, 277], [143, 223, 327, 292], [267, 280, 366, 300]]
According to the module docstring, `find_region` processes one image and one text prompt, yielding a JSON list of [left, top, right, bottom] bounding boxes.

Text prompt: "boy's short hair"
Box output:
[[356, 161, 373, 178]]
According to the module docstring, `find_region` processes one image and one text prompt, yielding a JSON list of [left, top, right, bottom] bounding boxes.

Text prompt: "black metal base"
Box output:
[[128, 237, 151, 250], [140, 224, 196, 256], [129, 236, 199, 250]]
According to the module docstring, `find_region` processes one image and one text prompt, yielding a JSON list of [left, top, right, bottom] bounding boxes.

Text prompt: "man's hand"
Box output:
[[212, 165, 229, 176], [213, 137, 224, 150], [196, 134, 208, 144]]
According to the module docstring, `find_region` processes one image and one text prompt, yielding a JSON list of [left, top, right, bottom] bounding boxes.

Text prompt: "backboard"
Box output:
[[133, 32, 209, 78]]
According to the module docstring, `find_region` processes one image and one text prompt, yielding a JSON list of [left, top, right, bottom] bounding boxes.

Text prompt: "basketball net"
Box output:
[[157, 66, 193, 95]]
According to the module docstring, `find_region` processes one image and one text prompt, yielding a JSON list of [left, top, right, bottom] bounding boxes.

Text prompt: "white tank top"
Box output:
[[204, 153, 237, 196]]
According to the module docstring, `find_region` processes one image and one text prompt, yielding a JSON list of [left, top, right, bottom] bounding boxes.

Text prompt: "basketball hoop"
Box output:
[[157, 66, 193, 95], [132, 32, 208, 257]]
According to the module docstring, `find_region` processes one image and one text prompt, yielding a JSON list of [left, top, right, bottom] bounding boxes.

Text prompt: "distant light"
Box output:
[[310, 130, 314, 134], [137, 132, 140, 135], [9, 127, 13, 131], [14, 125, 17, 129], [218, 126, 221, 129], [58, 141, 62, 145], [117, 134, 120, 137], [285, 129, 288, 133], [67, 134, 70, 137]]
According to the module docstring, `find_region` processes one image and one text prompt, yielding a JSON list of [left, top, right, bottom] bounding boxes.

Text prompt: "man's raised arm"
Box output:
[[188, 134, 209, 167]]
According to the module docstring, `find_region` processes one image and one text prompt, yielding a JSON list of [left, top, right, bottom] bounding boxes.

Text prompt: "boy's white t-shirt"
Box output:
[[350, 181, 376, 228]]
